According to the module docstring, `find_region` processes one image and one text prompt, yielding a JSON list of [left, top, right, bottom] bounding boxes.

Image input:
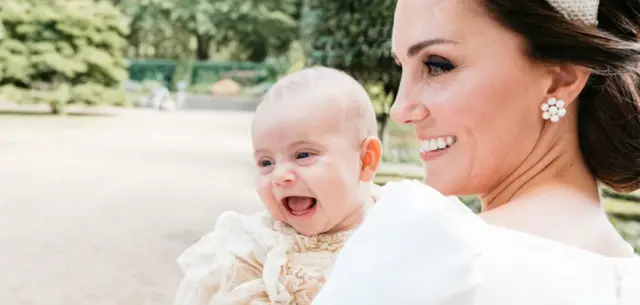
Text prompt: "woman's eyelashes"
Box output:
[[423, 55, 455, 77], [393, 54, 455, 78]]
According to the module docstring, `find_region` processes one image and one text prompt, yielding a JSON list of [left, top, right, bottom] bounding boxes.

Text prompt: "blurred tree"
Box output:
[[301, 0, 400, 142], [171, 0, 300, 61], [169, 0, 219, 60], [114, 0, 191, 59], [112, 0, 301, 61], [0, 0, 129, 113], [211, 0, 300, 62]]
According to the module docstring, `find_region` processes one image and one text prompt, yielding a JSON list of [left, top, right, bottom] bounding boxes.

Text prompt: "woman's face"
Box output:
[[391, 0, 552, 196]]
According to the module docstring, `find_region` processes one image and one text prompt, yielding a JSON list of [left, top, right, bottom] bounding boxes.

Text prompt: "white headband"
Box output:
[[546, 0, 600, 25]]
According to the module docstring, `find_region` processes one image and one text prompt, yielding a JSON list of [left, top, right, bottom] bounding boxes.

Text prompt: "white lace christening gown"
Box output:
[[174, 211, 354, 305]]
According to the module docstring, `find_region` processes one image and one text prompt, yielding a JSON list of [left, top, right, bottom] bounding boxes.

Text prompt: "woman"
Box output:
[[312, 0, 640, 304]]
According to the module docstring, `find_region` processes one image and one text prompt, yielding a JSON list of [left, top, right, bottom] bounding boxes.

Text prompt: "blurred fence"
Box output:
[[126, 59, 277, 90]]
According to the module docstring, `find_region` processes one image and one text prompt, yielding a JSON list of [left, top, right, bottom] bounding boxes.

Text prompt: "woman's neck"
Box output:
[[476, 120, 635, 257], [480, 119, 600, 211]]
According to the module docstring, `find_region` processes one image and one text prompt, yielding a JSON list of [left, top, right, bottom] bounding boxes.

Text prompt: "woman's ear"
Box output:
[[360, 136, 382, 182], [545, 64, 592, 106]]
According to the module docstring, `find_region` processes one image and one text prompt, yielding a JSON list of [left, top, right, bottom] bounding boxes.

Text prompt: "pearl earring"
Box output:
[[541, 97, 566, 122]]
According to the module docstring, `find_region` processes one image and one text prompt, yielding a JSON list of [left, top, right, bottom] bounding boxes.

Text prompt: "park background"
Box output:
[[0, 0, 638, 304]]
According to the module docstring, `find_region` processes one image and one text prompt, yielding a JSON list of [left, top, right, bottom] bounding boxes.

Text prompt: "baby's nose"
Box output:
[[272, 166, 296, 186]]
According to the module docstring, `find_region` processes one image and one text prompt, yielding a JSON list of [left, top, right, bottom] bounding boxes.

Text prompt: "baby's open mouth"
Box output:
[[283, 196, 317, 216]]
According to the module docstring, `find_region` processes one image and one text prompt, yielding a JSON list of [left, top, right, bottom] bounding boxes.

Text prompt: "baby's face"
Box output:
[[252, 104, 367, 237]]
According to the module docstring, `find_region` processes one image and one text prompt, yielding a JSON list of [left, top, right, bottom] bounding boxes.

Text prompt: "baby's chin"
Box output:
[[284, 218, 338, 237], [289, 219, 356, 237], [294, 228, 323, 237], [287, 222, 327, 237]]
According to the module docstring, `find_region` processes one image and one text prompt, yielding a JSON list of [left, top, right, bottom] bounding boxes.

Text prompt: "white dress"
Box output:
[[311, 180, 640, 305], [174, 211, 353, 305]]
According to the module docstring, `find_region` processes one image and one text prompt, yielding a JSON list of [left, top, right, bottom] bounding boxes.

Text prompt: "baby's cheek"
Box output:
[[256, 180, 279, 214], [262, 198, 287, 222], [325, 181, 353, 209], [256, 178, 270, 198]]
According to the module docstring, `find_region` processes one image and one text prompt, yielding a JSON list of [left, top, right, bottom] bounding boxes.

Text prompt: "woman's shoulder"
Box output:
[[479, 203, 640, 303], [368, 179, 486, 237], [312, 180, 486, 305], [618, 256, 640, 304], [374, 179, 479, 215], [313, 180, 640, 305], [479, 224, 640, 304]]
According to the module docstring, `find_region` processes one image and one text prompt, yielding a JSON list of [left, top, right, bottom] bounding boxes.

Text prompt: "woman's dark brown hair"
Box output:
[[483, 0, 640, 192]]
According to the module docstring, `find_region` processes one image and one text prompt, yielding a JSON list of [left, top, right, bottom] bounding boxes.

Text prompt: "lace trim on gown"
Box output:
[[174, 211, 353, 305]]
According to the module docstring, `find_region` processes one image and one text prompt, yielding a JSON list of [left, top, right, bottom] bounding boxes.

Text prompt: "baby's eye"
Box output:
[[296, 152, 313, 159], [258, 159, 273, 167]]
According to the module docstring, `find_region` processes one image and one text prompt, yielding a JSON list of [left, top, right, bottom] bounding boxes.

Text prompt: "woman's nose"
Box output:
[[390, 92, 430, 125]]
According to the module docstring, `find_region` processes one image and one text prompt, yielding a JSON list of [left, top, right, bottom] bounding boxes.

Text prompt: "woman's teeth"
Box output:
[[420, 136, 456, 152]]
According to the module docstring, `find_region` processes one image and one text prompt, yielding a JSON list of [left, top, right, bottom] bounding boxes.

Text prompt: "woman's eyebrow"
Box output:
[[391, 38, 458, 59]]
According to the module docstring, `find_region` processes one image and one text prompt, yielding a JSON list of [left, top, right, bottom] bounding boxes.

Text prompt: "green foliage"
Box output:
[[0, 84, 27, 103], [139, 80, 166, 94], [71, 83, 128, 106], [0, 0, 129, 111], [365, 83, 395, 121], [114, 0, 301, 62], [611, 216, 640, 253], [301, 0, 400, 139], [188, 83, 212, 94], [127, 59, 177, 88], [190, 61, 270, 86], [302, 0, 399, 88], [116, 0, 190, 59], [125, 59, 275, 91], [207, 0, 301, 61]]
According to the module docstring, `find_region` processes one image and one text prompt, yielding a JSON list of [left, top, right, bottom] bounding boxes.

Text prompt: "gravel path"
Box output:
[[0, 109, 263, 305]]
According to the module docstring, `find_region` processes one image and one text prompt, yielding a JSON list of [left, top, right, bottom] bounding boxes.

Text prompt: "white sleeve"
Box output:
[[312, 180, 485, 305]]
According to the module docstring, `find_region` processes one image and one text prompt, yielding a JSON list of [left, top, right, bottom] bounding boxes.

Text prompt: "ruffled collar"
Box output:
[[271, 220, 354, 252]]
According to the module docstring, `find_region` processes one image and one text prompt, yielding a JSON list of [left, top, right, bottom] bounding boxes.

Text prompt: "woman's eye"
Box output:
[[259, 159, 273, 167], [296, 152, 312, 159], [424, 56, 455, 77]]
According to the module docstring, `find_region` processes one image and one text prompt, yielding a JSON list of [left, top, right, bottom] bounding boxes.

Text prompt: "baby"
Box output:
[[174, 66, 382, 305]]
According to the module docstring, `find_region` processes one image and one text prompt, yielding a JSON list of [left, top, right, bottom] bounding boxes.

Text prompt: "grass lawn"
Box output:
[[383, 120, 422, 164]]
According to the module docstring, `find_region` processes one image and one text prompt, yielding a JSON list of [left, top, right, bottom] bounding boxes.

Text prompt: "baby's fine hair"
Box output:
[[260, 66, 378, 141]]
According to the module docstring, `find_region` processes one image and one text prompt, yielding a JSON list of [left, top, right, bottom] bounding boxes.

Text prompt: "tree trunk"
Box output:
[[247, 40, 268, 62], [195, 34, 212, 60], [50, 103, 66, 115], [380, 83, 398, 156], [377, 113, 390, 154]]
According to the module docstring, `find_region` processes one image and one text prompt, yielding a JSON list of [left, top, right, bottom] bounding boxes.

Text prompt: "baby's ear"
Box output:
[[359, 136, 382, 182]]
